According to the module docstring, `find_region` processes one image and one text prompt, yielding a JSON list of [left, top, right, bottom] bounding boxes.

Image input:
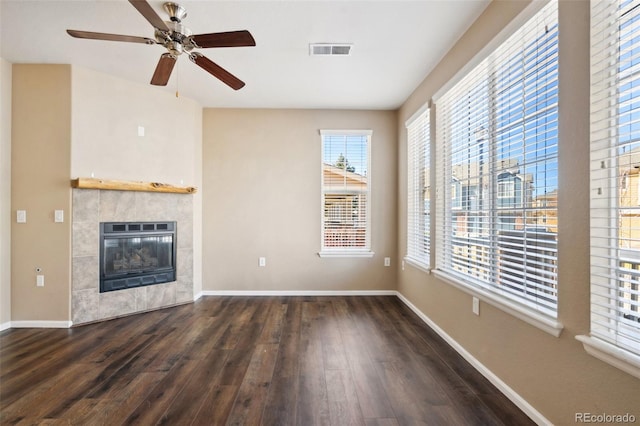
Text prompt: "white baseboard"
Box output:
[[394, 292, 550, 426], [193, 291, 203, 301], [201, 290, 397, 297], [0, 321, 11, 331], [9, 320, 72, 329]]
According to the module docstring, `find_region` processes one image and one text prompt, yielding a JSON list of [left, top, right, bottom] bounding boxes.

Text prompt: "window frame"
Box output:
[[405, 105, 431, 271], [577, 0, 640, 380], [318, 129, 374, 258], [432, 0, 563, 336], [497, 180, 516, 199]]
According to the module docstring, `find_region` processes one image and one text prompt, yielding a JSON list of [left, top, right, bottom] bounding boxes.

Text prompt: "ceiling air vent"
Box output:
[[309, 43, 353, 56]]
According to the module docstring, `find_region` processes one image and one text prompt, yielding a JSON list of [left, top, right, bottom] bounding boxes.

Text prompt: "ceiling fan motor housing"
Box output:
[[155, 20, 193, 56]]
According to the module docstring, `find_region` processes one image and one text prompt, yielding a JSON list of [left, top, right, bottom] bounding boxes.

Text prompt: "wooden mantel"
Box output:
[[71, 178, 197, 194]]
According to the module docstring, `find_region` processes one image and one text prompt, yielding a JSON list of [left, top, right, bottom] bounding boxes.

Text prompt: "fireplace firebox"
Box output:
[[100, 222, 176, 293]]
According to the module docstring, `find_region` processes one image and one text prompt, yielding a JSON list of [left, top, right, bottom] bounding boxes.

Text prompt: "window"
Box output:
[[497, 180, 515, 199], [579, 0, 640, 378], [319, 130, 372, 257], [406, 108, 430, 269], [434, 1, 559, 326]]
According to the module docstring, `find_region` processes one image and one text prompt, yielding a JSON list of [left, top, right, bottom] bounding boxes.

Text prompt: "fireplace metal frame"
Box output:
[[99, 221, 177, 293]]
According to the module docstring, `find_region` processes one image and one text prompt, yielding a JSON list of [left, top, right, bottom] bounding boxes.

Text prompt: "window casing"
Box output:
[[320, 130, 372, 257], [580, 0, 640, 378], [435, 1, 559, 320], [406, 108, 430, 269]]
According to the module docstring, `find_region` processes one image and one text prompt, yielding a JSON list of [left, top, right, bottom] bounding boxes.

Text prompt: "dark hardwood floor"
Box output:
[[0, 296, 535, 425]]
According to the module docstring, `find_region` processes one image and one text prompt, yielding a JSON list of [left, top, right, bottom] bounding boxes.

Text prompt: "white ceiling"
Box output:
[[0, 0, 489, 110]]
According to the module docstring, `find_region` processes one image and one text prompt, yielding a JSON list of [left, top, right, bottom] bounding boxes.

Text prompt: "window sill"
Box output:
[[575, 335, 640, 380], [432, 269, 564, 337], [403, 256, 431, 274], [318, 250, 374, 258]]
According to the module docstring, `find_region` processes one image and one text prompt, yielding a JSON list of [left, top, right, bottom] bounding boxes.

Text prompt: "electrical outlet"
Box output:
[[16, 210, 26, 223], [36, 275, 45, 287], [384, 257, 391, 267], [54, 210, 64, 223], [259, 257, 266, 267], [472, 297, 480, 315]]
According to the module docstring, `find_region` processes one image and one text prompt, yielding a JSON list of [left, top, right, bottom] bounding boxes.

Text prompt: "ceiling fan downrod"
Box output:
[[163, 2, 187, 23]]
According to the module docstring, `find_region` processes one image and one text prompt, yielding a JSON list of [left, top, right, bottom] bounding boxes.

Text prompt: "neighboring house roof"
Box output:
[[534, 189, 558, 201], [532, 189, 558, 208], [619, 145, 640, 175], [323, 163, 368, 188]]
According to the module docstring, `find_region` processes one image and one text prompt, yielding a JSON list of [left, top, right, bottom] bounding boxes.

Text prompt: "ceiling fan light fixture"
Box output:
[[165, 40, 184, 56]]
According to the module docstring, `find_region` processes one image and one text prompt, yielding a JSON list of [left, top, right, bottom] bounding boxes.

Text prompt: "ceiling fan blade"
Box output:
[[129, 0, 170, 32], [190, 53, 245, 90], [67, 29, 155, 44], [191, 30, 256, 48], [150, 53, 177, 86]]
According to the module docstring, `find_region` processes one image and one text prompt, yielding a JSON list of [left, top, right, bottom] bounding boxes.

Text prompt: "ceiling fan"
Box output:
[[67, 0, 255, 90]]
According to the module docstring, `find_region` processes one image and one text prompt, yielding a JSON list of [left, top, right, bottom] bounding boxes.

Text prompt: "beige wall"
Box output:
[[71, 66, 202, 187], [202, 108, 397, 292], [1, 58, 12, 327], [11, 65, 72, 322], [397, 1, 639, 424]]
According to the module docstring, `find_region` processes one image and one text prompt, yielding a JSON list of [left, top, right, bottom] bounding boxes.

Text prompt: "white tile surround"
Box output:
[[71, 189, 194, 325]]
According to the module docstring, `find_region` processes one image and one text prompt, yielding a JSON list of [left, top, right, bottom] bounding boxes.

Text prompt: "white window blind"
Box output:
[[589, 0, 640, 360], [320, 131, 372, 254], [435, 1, 559, 317], [406, 109, 430, 268]]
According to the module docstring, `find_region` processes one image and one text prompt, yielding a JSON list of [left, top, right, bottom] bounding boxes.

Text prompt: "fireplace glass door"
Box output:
[[100, 222, 176, 292], [104, 235, 173, 276]]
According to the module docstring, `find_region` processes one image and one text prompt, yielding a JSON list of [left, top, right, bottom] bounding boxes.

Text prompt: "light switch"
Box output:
[[138, 126, 145, 137], [36, 275, 45, 287], [16, 210, 26, 223], [54, 210, 64, 223]]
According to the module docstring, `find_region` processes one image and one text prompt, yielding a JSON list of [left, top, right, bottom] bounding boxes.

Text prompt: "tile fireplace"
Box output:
[[71, 189, 194, 325]]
